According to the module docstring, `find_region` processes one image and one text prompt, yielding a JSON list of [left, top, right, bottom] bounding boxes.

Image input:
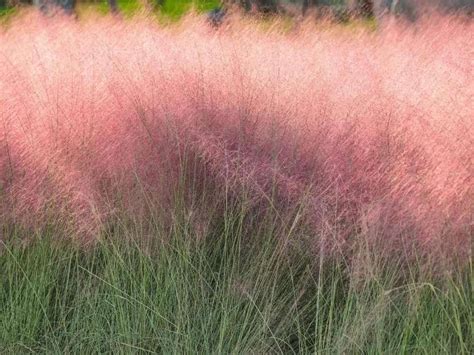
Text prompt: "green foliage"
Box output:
[[92, 0, 143, 16], [0, 206, 471, 353], [90, 0, 220, 18], [0, 5, 17, 25], [0, 1, 221, 20], [159, 0, 220, 19], [0, 4, 15, 16]]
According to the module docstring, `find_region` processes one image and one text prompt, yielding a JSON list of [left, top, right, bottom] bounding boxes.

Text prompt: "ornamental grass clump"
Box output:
[[0, 12, 472, 267]]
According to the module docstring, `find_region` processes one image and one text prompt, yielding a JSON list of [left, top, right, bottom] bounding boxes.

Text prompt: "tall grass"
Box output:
[[1, 194, 472, 352], [0, 12, 472, 352]]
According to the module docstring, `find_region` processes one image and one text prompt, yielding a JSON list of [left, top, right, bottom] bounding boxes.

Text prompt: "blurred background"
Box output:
[[0, 0, 472, 21]]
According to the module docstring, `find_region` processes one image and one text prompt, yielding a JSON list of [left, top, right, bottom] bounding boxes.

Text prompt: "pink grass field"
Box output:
[[0, 13, 472, 262]]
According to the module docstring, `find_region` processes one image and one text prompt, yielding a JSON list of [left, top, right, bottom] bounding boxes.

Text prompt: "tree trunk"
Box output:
[[108, 0, 118, 14]]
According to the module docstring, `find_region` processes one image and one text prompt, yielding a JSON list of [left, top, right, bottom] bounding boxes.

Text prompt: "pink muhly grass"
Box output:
[[0, 13, 472, 264]]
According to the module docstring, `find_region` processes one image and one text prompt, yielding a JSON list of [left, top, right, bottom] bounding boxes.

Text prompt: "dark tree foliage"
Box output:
[[33, 0, 76, 14], [354, 0, 374, 16], [225, 0, 278, 14], [255, 0, 278, 13], [207, 6, 226, 27]]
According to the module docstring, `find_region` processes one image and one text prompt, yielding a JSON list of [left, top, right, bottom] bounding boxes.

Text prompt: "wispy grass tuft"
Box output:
[[0, 200, 471, 352], [0, 12, 472, 352]]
